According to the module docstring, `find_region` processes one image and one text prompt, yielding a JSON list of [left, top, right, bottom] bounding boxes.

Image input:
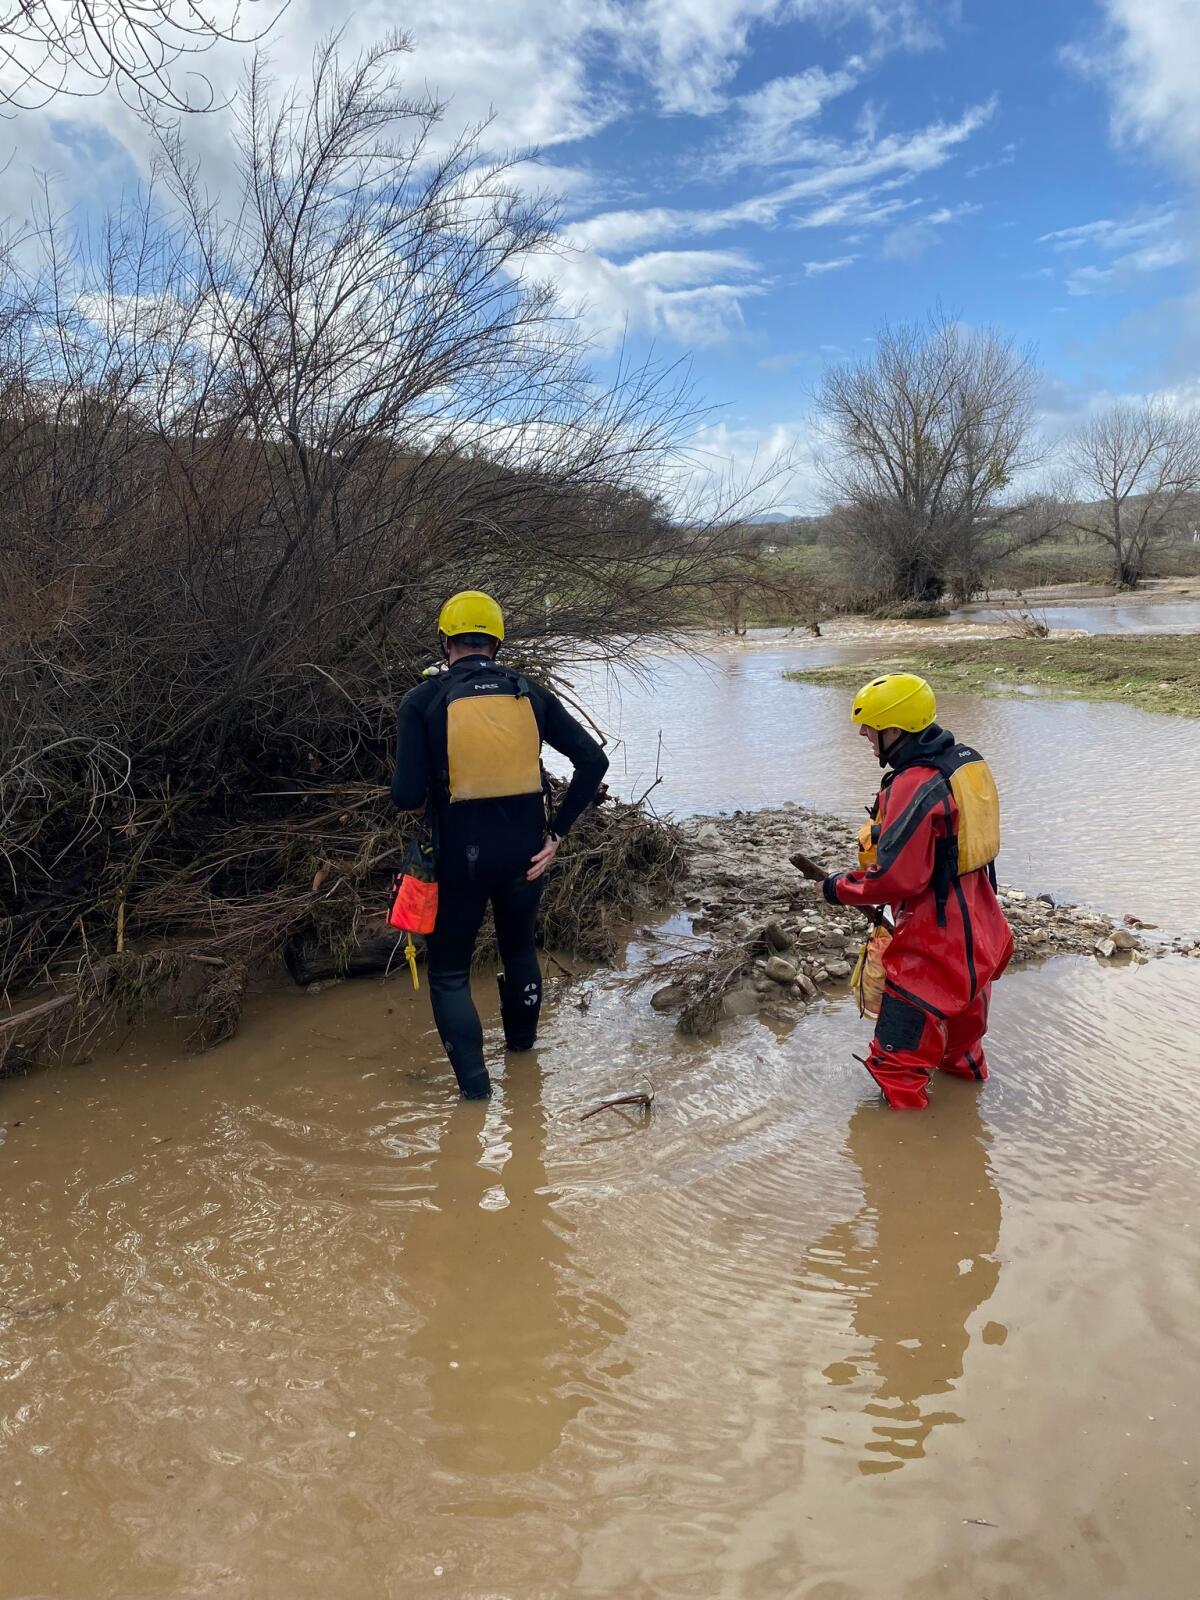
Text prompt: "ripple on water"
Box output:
[[2, 938, 1200, 1597], [554, 650, 1200, 929]]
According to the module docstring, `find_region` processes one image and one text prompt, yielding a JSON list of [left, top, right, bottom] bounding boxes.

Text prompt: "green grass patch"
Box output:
[[784, 633, 1200, 718]]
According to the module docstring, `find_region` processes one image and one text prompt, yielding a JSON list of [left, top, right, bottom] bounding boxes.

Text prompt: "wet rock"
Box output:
[[662, 805, 1150, 1032], [1095, 937, 1117, 959], [1110, 928, 1135, 952], [650, 983, 687, 1011], [721, 984, 761, 1018]]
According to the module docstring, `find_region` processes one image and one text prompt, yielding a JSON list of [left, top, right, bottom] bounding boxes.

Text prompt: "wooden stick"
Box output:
[[580, 1089, 655, 1121]]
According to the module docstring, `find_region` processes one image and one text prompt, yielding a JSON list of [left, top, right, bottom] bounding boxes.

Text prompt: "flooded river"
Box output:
[[573, 646, 1200, 928], [3, 643, 1199, 1599], [950, 598, 1200, 635]]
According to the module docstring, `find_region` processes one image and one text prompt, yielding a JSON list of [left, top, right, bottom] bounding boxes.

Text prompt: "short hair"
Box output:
[[454, 631, 499, 652]]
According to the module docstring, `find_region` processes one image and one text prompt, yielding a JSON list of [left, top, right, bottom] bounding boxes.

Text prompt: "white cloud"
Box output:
[[678, 417, 822, 516], [1070, 0, 1200, 178], [882, 200, 980, 261], [1038, 206, 1187, 296], [965, 141, 1016, 179], [1064, 265, 1115, 297], [1065, 238, 1187, 296], [1039, 208, 1177, 252], [617, 0, 928, 118], [802, 255, 857, 275], [569, 100, 993, 256], [537, 244, 764, 348], [0, 0, 988, 377], [713, 62, 863, 173]]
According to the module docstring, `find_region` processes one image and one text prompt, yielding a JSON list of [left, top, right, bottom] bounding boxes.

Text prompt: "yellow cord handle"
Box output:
[[405, 933, 420, 991]]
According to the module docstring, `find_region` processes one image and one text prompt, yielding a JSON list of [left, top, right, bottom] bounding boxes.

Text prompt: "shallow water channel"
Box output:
[[3, 639, 1199, 1599]]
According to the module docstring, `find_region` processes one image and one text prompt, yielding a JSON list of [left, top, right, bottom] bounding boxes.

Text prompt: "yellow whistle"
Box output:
[[405, 933, 420, 991]]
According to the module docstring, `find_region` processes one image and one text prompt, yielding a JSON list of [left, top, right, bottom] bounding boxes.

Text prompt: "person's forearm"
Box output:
[[550, 752, 609, 837]]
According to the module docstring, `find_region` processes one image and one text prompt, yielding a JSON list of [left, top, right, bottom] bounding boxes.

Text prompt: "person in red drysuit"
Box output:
[[820, 674, 1014, 1110]]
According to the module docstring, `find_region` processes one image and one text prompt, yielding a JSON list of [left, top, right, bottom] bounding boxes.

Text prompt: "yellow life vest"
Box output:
[[861, 743, 1000, 887], [440, 668, 543, 804], [946, 751, 1001, 874], [858, 818, 880, 872]]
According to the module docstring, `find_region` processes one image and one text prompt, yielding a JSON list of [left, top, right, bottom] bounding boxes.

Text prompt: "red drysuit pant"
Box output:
[[865, 986, 992, 1110]]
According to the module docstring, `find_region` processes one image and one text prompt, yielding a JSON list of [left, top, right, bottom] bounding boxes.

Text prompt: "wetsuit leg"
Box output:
[[493, 873, 544, 1051], [865, 989, 949, 1110], [937, 986, 992, 1082], [425, 879, 491, 1098]]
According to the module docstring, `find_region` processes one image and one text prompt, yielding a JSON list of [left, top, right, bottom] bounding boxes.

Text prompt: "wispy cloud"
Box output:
[[536, 244, 765, 348], [617, 0, 936, 118], [569, 101, 994, 256], [882, 201, 981, 261], [1038, 206, 1186, 295], [966, 142, 1017, 179], [1065, 238, 1187, 295], [1039, 208, 1177, 252], [802, 255, 858, 276], [712, 62, 864, 174]]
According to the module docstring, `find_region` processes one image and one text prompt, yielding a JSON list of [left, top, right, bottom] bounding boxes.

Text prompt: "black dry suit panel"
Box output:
[[426, 664, 548, 881]]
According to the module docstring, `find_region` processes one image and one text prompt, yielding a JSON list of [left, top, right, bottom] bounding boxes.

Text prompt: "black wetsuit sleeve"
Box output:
[[391, 688, 431, 811], [539, 690, 609, 838]]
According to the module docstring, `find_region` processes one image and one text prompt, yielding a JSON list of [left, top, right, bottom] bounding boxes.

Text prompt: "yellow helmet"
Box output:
[[852, 672, 936, 733], [437, 590, 505, 643]]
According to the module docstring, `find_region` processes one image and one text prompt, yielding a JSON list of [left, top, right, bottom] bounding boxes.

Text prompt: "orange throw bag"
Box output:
[[388, 837, 438, 935]]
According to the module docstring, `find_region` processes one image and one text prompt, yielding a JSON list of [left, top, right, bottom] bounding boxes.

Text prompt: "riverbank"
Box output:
[[637, 808, 1196, 1036], [784, 633, 1200, 717]]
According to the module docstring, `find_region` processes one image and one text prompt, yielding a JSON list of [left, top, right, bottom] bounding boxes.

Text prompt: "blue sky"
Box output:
[[3, 0, 1198, 510]]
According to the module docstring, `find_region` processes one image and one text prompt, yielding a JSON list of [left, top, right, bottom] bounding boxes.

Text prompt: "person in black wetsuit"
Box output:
[[391, 590, 609, 1099]]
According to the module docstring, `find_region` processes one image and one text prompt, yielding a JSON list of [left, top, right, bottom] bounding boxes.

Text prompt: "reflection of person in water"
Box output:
[[800, 1092, 1002, 1475], [406, 1061, 622, 1476]]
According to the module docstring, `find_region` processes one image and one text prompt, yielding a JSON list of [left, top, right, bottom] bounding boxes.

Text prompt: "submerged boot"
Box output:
[[497, 972, 541, 1052]]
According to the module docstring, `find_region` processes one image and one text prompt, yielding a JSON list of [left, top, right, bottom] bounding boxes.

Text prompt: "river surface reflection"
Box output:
[[563, 647, 1200, 929]]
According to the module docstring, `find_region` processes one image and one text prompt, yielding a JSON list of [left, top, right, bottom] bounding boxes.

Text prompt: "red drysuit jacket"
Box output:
[[823, 725, 1014, 1016]]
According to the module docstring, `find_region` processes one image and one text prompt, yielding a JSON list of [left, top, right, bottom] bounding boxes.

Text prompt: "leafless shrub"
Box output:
[[0, 38, 748, 1047], [1006, 601, 1051, 639]]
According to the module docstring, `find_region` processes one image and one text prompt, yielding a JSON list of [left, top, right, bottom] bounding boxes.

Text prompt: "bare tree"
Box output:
[[0, 37, 760, 1035], [815, 317, 1048, 607], [1065, 401, 1200, 588], [0, 0, 286, 112]]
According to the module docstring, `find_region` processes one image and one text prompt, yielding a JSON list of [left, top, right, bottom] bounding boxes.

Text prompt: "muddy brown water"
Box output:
[[569, 646, 1200, 928], [950, 599, 1200, 634], [4, 649, 1200, 1599]]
